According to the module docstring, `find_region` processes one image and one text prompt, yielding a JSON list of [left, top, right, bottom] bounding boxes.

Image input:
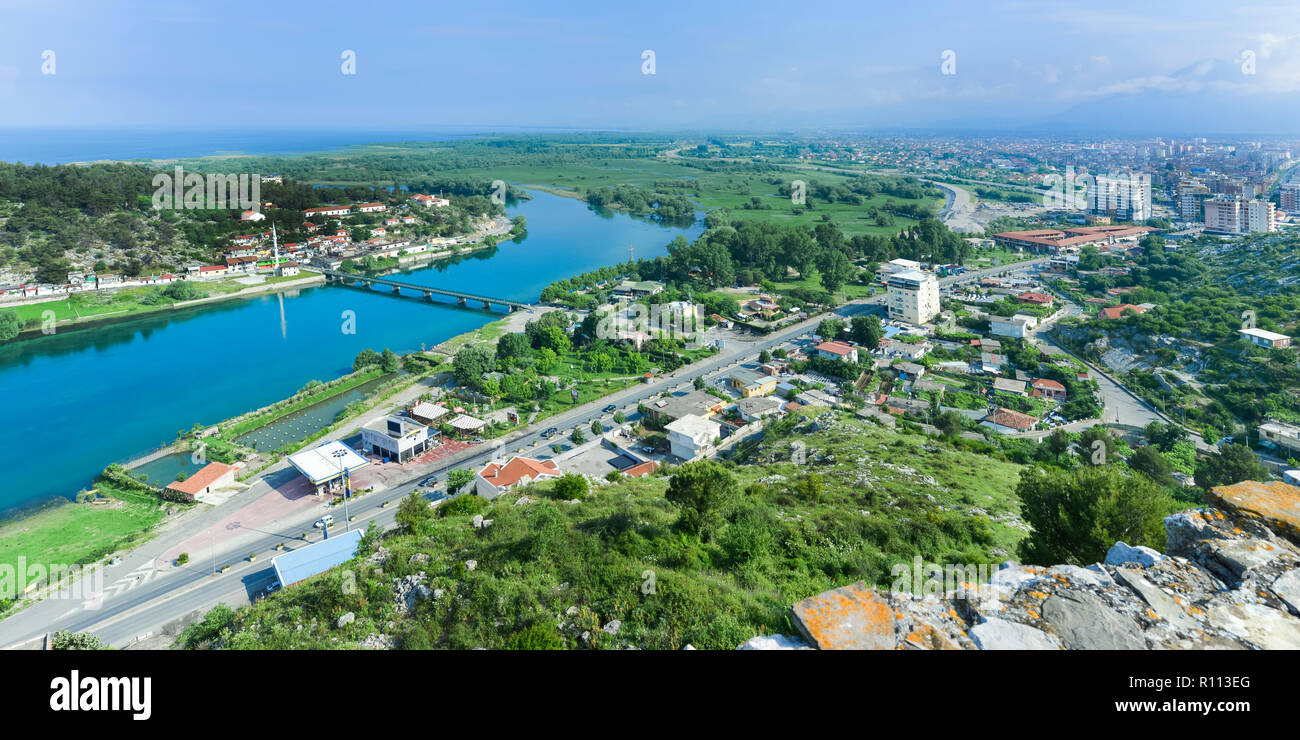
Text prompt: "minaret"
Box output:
[[272, 223, 280, 272]]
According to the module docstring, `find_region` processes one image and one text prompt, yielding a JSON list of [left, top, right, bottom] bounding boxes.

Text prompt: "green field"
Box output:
[[0, 484, 165, 576]]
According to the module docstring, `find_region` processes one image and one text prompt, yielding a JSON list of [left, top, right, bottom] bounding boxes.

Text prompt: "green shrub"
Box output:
[[439, 494, 487, 518]]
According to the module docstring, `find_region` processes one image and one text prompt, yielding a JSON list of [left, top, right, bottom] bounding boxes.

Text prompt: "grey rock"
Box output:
[[1212, 540, 1282, 580], [1271, 569, 1300, 615], [465, 559, 477, 571], [1206, 602, 1300, 649], [1106, 541, 1163, 568], [1048, 564, 1113, 589], [969, 618, 1062, 650], [1041, 590, 1145, 650], [1114, 567, 1199, 631], [337, 611, 355, 628], [408, 553, 430, 565], [602, 619, 622, 636]]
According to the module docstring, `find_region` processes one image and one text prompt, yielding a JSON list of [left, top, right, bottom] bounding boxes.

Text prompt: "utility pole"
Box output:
[[332, 449, 352, 532]]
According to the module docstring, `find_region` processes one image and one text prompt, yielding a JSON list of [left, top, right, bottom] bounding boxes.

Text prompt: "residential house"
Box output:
[[1099, 304, 1146, 320], [666, 414, 722, 461], [729, 366, 779, 398], [989, 314, 1038, 338], [411, 194, 450, 208], [815, 340, 859, 363], [1239, 328, 1292, 349], [895, 361, 926, 380], [355, 202, 387, 213], [1258, 420, 1300, 455], [475, 456, 560, 499], [303, 205, 351, 218], [992, 377, 1028, 396], [165, 461, 237, 502], [1016, 291, 1054, 307], [795, 388, 839, 408], [646, 390, 726, 426], [977, 352, 1009, 374], [612, 280, 664, 300], [733, 395, 785, 422], [981, 407, 1038, 434], [1030, 378, 1068, 401]]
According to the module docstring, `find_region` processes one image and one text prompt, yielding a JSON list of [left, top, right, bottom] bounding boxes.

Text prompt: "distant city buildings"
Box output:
[[1203, 196, 1276, 235], [1281, 184, 1300, 214], [1088, 173, 1151, 222]]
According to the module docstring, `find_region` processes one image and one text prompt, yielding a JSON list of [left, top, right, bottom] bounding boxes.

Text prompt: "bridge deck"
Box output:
[[319, 269, 532, 309]]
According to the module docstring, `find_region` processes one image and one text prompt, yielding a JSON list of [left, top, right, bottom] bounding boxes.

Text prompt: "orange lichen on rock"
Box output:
[[790, 581, 897, 650], [1208, 480, 1300, 544]]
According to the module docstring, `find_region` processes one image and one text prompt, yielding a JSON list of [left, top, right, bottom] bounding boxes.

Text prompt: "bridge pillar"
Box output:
[[423, 290, 432, 300], [482, 300, 491, 310], [458, 297, 467, 306], [392, 285, 401, 294]]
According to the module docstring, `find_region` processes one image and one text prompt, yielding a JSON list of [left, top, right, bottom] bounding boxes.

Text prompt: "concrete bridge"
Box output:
[[319, 269, 532, 312]]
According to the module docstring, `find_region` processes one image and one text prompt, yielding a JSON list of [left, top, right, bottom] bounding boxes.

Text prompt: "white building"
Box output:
[[1239, 327, 1291, 349], [886, 270, 940, 325], [360, 416, 434, 463], [666, 414, 722, 462], [1259, 421, 1300, 455], [1089, 173, 1151, 222], [875, 258, 922, 284], [412, 194, 450, 208], [1204, 196, 1276, 234], [988, 313, 1038, 338]]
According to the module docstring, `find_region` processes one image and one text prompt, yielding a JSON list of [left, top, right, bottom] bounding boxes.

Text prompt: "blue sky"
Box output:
[[3, 0, 1300, 134]]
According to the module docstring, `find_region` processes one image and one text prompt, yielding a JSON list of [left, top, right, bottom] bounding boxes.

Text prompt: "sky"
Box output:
[[3, 0, 1300, 135]]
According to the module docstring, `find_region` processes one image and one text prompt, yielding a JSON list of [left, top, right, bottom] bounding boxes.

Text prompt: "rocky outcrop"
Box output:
[[787, 480, 1300, 650]]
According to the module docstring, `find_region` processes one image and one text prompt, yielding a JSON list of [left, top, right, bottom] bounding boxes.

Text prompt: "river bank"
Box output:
[[3, 272, 326, 340], [0, 187, 701, 537]]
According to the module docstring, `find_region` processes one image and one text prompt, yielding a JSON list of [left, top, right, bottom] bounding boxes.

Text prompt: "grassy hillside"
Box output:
[[193, 410, 1025, 650]]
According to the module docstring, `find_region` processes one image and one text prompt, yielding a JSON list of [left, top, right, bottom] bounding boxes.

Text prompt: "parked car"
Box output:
[[265, 581, 281, 594]]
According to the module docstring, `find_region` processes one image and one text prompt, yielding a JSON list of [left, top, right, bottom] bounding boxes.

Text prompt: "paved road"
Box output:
[[0, 300, 878, 649]]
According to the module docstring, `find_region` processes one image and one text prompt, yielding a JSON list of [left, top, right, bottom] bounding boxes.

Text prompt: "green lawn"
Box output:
[[0, 485, 165, 574], [770, 269, 876, 301]]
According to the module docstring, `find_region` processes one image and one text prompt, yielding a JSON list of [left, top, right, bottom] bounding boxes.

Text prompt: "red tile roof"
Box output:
[[623, 460, 660, 478], [1099, 304, 1145, 320], [1030, 378, 1066, 391], [1017, 291, 1054, 304], [478, 457, 560, 490], [815, 340, 856, 356], [166, 462, 235, 497], [983, 407, 1038, 431]]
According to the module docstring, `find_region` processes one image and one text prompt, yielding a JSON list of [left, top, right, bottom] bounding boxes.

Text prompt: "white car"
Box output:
[[314, 514, 334, 528]]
